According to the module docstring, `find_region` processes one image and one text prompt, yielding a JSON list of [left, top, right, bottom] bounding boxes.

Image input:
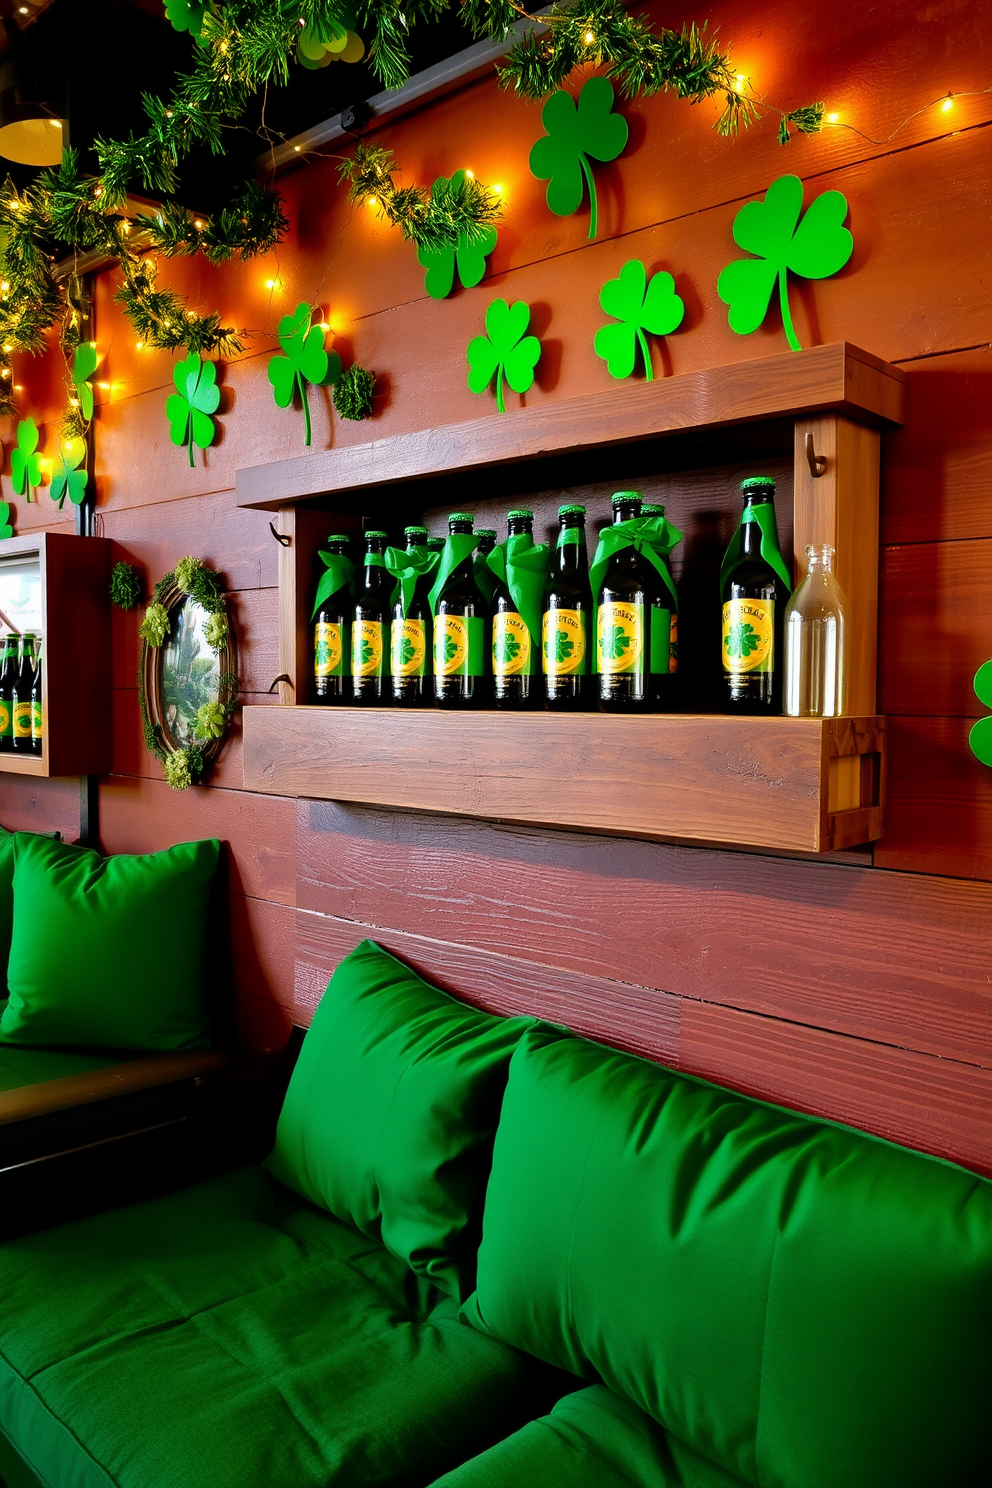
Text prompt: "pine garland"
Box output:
[[338, 145, 501, 255]]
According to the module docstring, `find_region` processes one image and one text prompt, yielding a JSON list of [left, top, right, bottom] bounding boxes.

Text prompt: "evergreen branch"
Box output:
[[338, 143, 500, 253]]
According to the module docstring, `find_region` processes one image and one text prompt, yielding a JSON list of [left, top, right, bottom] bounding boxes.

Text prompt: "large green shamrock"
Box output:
[[166, 353, 221, 466], [0, 502, 13, 540], [50, 436, 88, 507], [969, 660, 992, 767], [297, 9, 364, 69], [72, 343, 99, 421], [164, 0, 207, 36], [467, 299, 541, 414], [11, 418, 42, 501], [594, 260, 685, 381], [529, 76, 628, 241], [717, 174, 853, 353], [418, 171, 498, 299], [268, 302, 341, 446]]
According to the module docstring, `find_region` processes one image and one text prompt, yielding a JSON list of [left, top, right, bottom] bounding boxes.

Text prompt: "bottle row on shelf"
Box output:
[[0, 632, 43, 754], [311, 480, 847, 716]]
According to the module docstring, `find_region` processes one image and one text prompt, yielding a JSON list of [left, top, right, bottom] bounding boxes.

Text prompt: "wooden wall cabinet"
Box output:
[[237, 344, 903, 855], [0, 532, 111, 778]]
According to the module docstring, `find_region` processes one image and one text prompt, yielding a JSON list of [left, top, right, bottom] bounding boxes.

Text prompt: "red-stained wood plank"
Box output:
[[874, 715, 992, 881], [230, 893, 296, 1011], [235, 992, 295, 1055], [296, 800, 992, 1067], [0, 775, 81, 842], [103, 492, 279, 592], [230, 587, 279, 698], [111, 688, 278, 792]]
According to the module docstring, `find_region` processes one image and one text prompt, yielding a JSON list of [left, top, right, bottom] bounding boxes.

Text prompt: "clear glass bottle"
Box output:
[[784, 544, 847, 717]]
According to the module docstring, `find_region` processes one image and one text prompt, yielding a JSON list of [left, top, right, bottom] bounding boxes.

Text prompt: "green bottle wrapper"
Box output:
[[487, 532, 550, 646], [429, 532, 480, 617], [719, 504, 792, 593], [312, 551, 357, 619], [589, 514, 682, 609], [385, 544, 439, 617]]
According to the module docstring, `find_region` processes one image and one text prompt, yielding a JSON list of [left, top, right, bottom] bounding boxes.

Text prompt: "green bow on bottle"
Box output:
[[486, 533, 551, 645], [589, 514, 683, 608], [385, 544, 439, 617], [428, 533, 479, 617], [311, 550, 357, 618], [719, 505, 792, 593]]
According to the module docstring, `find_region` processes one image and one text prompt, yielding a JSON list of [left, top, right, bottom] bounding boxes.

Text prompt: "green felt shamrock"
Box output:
[[969, 660, 992, 767], [50, 435, 88, 508], [0, 502, 13, 540], [717, 174, 853, 353], [268, 302, 341, 446], [467, 299, 541, 414], [529, 76, 628, 241], [166, 353, 221, 466], [418, 171, 498, 299], [163, 0, 207, 36], [297, 9, 364, 69], [72, 343, 99, 421], [11, 418, 42, 501], [594, 260, 685, 381]]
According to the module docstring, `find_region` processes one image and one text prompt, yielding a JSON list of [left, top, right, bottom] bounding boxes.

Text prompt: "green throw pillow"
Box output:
[[265, 939, 534, 1301], [0, 833, 220, 1053]]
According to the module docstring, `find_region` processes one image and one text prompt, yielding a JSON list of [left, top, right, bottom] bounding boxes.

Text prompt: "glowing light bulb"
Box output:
[[194, 218, 205, 230], [734, 74, 747, 94], [826, 112, 839, 123], [294, 145, 301, 153], [93, 185, 103, 198], [1, 282, 9, 293], [1, 344, 10, 354], [317, 323, 329, 332], [464, 170, 474, 179], [941, 94, 954, 112], [584, 30, 595, 44], [0, 370, 10, 381], [136, 341, 144, 350], [366, 196, 378, 209], [492, 183, 503, 196]]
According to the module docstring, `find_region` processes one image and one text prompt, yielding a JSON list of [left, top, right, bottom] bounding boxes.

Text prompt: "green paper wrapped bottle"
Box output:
[[12, 633, 35, 752], [29, 634, 42, 755], [391, 525, 433, 707], [0, 632, 18, 752], [641, 501, 680, 709], [433, 514, 490, 709], [596, 493, 654, 712], [352, 531, 391, 706], [720, 476, 791, 714], [474, 529, 498, 607], [492, 510, 540, 710], [543, 504, 592, 711], [314, 535, 353, 705]]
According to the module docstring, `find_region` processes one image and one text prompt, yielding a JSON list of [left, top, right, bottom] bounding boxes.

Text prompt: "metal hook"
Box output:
[[268, 673, 293, 694], [269, 522, 291, 547], [805, 431, 827, 479]]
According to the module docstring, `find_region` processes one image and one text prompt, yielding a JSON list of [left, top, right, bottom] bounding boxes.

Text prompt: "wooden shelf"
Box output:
[[242, 706, 885, 854]]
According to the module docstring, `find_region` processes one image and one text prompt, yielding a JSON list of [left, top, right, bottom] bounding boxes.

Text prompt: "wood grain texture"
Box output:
[[0, 773, 81, 842], [230, 893, 296, 1011], [296, 800, 991, 1067], [874, 714, 992, 880], [102, 491, 279, 592]]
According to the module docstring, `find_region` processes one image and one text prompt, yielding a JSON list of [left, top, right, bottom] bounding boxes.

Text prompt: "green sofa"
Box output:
[[0, 940, 988, 1488]]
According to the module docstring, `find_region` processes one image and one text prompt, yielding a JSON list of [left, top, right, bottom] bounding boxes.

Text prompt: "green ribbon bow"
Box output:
[[311, 550, 357, 619], [719, 505, 792, 593], [385, 544, 439, 617], [589, 515, 683, 607], [486, 533, 551, 645], [428, 532, 478, 617]]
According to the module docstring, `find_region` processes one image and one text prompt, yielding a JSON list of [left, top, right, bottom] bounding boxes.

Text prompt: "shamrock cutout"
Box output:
[[418, 170, 498, 299], [11, 418, 42, 501], [268, 302, 341, 446], [297, 10, 364, 69], [50, 436, 88, 507], [594, 260, 685, 381], [166, 353, 221, 466], [717, 174, 853, 353], [529, 76, 628, 241], [467, 299, 541, 414], [72, 343, 99, 421], [164, 0, 206, 36], [969, 660, 992, 767], [0, 502, 12, 540]]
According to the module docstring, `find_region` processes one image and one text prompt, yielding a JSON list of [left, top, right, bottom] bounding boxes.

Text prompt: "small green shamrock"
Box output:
[[11, 418, 42, 501], [50, 435, 88, 508], [418, 171, 498, 299], [166, 353, 221, 466], [444, 636, 460, 663], [163, 0, 207, 36], [297, 10, 364, 69], [467, 299, 541, 414], [725, 622, 759, 661], [554, 632, 574, 664], [399, 635, 417, 666], [0, 501, 13, 540], [594, 260, 685, 381], [72, 343, 99, 421], [194, 701, 226, 741], [529, 76, 628, 241], [495, 631, 521, 666], [140, 602, 169, 648], [268, 302, 341, 447], [717, 174, 853, 353], [603, 625, 632, 661], [969, 660, 992, 767]]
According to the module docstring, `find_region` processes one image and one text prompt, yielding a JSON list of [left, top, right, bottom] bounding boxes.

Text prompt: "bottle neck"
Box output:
[[556, 523, 586, 571], [613, 503, 641, 524], [507, 520, 533, 539], [449, 523, 473, 537], [363, 542, 386, 571], [740, 500, 774, 556]]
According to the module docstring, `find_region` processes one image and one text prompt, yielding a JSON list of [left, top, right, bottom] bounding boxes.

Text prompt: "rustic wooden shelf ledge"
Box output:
[[242, 706, 885, 854]]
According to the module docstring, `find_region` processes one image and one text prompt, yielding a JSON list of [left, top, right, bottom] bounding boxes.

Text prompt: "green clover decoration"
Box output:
[[268, 302, 341, 446], [11, 418, 42, 501], [50, 435, 89, 508], [0, 501, 12, 540], [72, 343, 99, 422], [529, 76, 628, 241], [594, 260, 685, 381], [717, 174, 853, 353], [163, 0, 207, 36], [467, 300, 541, 414], [166, 353, 220, 466], [297, 10, 365, 69], [969, 660, 992, 767], [418, 170, 498, 299]]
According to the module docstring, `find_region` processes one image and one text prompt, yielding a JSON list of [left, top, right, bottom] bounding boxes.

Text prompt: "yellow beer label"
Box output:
[[314, 621, 342, 678], [669, 612, 679, 674], [435, 614, 468, 676], [352, 620, 384, 678], [0, 701, 10, 736], [12, 701, 32, 738], [543, 608, 586, 676], [391, 618, 427, 677], [722, 599, 774, 674], [493, 612, 531, 677], [31, 701, 43, 740], [597, 601, 643, 675]]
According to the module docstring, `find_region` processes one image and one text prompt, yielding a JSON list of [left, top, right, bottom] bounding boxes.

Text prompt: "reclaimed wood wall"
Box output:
[[1, 0, 989, 1171]]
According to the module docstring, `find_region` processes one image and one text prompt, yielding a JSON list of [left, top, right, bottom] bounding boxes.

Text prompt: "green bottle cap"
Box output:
[[364, 529, 388, 540], [448, 513, 474, 524], [326, 533, 351, 543], [740, 476, 776, 494], [475, 528, 497, 538], [404, 525, 428, 538], [506, 509, 533, 521], [612, 491, 642, 506], [427, 537, 444, 550], [641, 503, 665, 515], [558, 504, 586, 517]]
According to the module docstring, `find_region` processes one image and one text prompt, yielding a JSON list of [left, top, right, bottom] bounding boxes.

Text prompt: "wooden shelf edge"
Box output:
[[0, 754, 47, 777]]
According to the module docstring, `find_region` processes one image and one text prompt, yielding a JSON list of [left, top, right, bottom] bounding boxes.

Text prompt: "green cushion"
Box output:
[[462, 1027, 992, 1488], [0, 834, 219, 1053], [0, 1037, 120, 1093], [265, 939, 534, 1301], [429, 1386, 748, 1488], [0, 1166, 552, 1488]]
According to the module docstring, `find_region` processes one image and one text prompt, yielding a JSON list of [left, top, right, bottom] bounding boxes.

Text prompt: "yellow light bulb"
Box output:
[[194, 218, 205, 230], [265, 278, 278, 289], [0, 282, 9, 293], [826, 112, 839, 123], [464, 170, 474, 179], [492, 184, 503, 195], [366, 196, 378, 209], [734, 74, 747, 94], [136, 341, 144, 350], [294, 145, 301, 153], [584, 30, 595, 44], [941, 94, 954, 112], [1, 344, 10, 354]]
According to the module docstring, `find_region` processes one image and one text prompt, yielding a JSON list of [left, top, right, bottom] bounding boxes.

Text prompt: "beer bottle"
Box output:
[[641, 502, 679, 710], [29, 635, 42, 755], [427, 536, 445, 554], [596, 493, 654, 711], [314, 535, 353, 705], [433, 514, 490, 709], [351, 531, 391, 705], [12, 633, 35, 752], [0, 632, 18, 752], [391, 525, 433, 707], [543, 505, 592, 711], [492, 510, 541, 710], [474, 529, 498, 607], [720, 476, 791, 713]]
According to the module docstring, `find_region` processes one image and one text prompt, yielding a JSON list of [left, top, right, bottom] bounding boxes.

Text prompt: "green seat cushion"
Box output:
[[462, 1027, 992, 1488], [429, 1386, 748, 1488], [0, 1166, 552, 1488], [0, 1038, 119, 1094], [0, 834, 220, 1053], [265, 939, 534, 1301]]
